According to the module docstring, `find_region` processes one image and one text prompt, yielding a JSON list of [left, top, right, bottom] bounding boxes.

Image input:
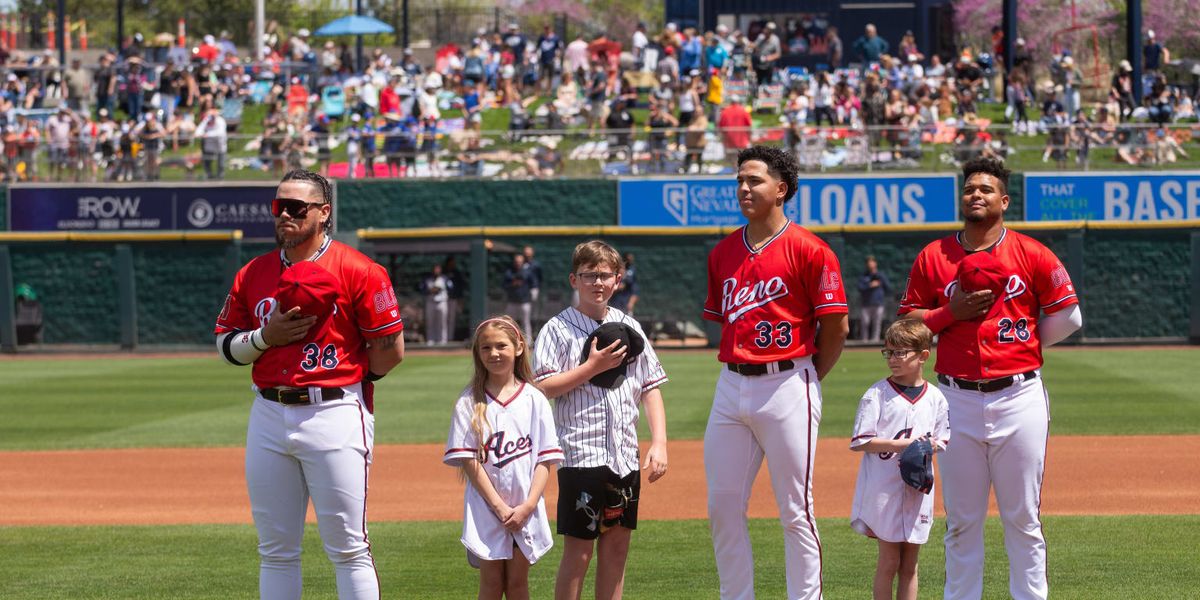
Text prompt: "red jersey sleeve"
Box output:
[[807, 244, 849, 317], [703, 250, 723, 322], [214, 268, 254, 334], [897, 252, 939, 316], [354, 262, 405, 338], [1031, 246, 1078, 314]]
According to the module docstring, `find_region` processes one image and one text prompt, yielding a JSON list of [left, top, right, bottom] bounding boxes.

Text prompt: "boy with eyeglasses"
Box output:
[[533, 240, 669, 600], [849, 319, 949, 600]]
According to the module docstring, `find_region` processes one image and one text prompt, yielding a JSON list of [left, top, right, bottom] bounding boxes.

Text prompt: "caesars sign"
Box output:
[[6, 184, 311, 239]]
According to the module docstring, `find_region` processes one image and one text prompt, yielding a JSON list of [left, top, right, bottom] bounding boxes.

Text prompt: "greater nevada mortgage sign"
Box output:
[[618, 174, 959, 226]]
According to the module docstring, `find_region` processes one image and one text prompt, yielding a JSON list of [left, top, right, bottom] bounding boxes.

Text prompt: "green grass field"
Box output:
[[2, 348, 1197, 450], [1, 347, 1197, 598]]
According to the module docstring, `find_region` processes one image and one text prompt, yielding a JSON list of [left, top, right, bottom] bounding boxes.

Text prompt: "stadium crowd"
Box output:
[[0, 20, 1195, 182]]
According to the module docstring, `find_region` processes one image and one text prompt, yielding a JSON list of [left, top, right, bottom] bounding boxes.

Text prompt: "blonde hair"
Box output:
[[467, 316, 533, 461], [571, 240, 622, 274], [885, 319, 933, 352]]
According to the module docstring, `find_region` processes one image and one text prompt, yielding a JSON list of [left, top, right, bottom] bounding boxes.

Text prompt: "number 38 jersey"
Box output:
[[214, 237, 405, 389], [703, 221, 849, 364], [898, 228, 1078, 380]]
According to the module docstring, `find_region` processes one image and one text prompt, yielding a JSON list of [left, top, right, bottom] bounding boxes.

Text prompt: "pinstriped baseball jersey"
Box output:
[[703, 221, 849, 364], [898, 228, 1079, 380], [533, 306, 668, 477]]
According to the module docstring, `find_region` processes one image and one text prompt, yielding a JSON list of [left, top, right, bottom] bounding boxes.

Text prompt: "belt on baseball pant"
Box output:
[[937, 370, 1038, 393], [260, 387, 345, 405], [726, 359, 795, 377]]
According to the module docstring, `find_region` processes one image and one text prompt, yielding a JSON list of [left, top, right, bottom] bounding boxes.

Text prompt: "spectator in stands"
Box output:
[[925, 54, 947, 90], [1110, 60, 1136, 121], [45, 107, 76, 182], [826, 26, 843, 69], [124, 57, 150, 120], [632, 22, 650, 67], [1146, 73, 1173, 126], [94, 53, 117, 119], [537, 24, 563, 95], [856, 255, 891, 342], [1043, 104, 1070, 168], [646, 102, 679, 173], [953, 54, 984, 93], [135, 108, 166, 180], [718, 95, 752, 153], [458, 133, 483, 176], [853, 24, 888, 65], [605, 96, 635, 162], [63, 57, 90, 115], [861, 74, 887, 150], [812, 71, 836, 126], [196, 106, 228, 180], [706, 33, 730, 77], [524, 144, 562, 178], [682, 112, 708, 174], [897, 30, 923, 63], [1143, 30, 1168, 80], [523, 246, 543, 306], [752, 22, 782, 92], [1054, 55, 1083, 118], [834, 79, 862, 126], [1007, 70, 1033, 136], [681, 27, 703, 76], [565, 33, 590, 82], [705, 67, 724, 124]]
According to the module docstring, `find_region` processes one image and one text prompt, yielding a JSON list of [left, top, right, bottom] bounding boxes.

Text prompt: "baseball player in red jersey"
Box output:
[[898, 157, 1082, 600], [702, 146, 849, 600], [214, 170, 405, 600]]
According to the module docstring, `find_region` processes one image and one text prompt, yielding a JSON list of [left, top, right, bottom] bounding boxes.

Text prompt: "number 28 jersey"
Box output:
[[898, 228, 1078, 380], [703, 221, 849, 364], [214, 237, 405, 389]]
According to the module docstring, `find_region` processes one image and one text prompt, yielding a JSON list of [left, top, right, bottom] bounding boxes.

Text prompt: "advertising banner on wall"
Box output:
[[1024, 172, 1200, 221], [6, 183, 305, 240], [618, 174, 958, 226]]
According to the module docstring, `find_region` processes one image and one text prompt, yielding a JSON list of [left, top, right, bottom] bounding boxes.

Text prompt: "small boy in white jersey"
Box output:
[[849, 319, 950, 600]]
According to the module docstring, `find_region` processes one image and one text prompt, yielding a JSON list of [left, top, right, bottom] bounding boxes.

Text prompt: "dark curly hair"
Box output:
[[962, 156, 1011, 195], [281, 169, 334, 232], [737, 145, 800, 202]]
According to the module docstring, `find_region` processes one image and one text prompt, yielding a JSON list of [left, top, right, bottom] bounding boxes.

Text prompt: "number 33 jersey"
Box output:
[[704, 221, 848, 364], [214, 237, 405, 389], [898, 228, 1078, 380]]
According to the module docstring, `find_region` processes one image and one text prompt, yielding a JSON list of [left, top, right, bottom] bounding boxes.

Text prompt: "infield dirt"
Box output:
[[1, 435, 1194, 526]]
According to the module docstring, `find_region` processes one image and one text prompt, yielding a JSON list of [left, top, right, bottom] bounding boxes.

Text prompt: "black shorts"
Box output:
[[556, 466, 640, 539]]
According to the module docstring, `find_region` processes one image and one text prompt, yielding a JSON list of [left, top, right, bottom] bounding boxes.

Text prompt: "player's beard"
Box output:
[[276, 218, 321, 249]]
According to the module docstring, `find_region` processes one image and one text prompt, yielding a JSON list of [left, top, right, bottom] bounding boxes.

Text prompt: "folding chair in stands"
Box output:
[[221, 97, 245, 132], [321, 86, 347, 119], [797, 133, 825, 170]]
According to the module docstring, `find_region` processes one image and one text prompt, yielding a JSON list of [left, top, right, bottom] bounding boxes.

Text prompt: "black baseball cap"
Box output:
[[580, 322, 645, 389]]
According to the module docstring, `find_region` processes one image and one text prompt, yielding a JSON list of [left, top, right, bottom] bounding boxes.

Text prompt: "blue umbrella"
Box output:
[[313, 15, 395, 36]]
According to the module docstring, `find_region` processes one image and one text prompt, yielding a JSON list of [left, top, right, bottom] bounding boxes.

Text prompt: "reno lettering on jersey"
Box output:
[[898, 228, 1078, 380], [704, 221, 848, 364]]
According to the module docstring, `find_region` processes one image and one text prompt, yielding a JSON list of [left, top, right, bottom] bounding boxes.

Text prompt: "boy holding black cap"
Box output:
[[533, 239, 668, 600]]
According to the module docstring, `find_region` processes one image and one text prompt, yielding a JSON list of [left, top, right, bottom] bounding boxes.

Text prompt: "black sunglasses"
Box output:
[[271, 198, 326, 219]]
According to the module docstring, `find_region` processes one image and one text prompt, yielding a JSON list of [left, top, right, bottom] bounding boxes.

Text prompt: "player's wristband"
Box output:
[[922, 305, 955, 334], [365, 370, 386, 382], [218, 329, 269, 366]]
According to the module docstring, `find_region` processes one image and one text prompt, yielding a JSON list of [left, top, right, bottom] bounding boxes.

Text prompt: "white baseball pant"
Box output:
[[704, 356, 824, 600], [939, 373, 1049, 600], [245, 383, 380, 600]]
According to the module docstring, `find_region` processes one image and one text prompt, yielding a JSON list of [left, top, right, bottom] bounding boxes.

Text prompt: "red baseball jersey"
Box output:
[[214, 237, 405, 389], [898, 228, 1078, 380], [703, 221, 849, 364]]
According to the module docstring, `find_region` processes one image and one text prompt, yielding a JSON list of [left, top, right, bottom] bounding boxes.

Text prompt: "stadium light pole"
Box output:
[[116, 0, 124, 54], [356, 0, 364, 73], [255, 0, 265, 61], [56, 0, 65, 65]]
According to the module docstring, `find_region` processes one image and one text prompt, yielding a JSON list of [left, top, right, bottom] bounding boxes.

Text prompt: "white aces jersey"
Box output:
[[443, 382, 563, 563], [533, 306, 668, 477], [849, 378, 950, 544]]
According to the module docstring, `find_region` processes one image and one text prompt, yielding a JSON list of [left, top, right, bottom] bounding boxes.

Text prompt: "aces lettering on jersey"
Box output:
[[482, 430, 533, 468]]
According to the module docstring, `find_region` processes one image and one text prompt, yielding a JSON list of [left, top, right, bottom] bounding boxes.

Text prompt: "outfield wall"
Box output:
[[0, 177, 1196, 350]]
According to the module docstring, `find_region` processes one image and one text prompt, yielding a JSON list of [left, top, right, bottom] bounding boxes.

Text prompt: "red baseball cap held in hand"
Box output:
[[274, 261, 341, 341], [956, 251, 1008, 319]]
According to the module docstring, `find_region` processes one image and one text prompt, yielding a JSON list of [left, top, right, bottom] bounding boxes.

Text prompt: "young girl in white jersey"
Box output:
[[849, 319, 949, 600], [444, 316, 563, 600]]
